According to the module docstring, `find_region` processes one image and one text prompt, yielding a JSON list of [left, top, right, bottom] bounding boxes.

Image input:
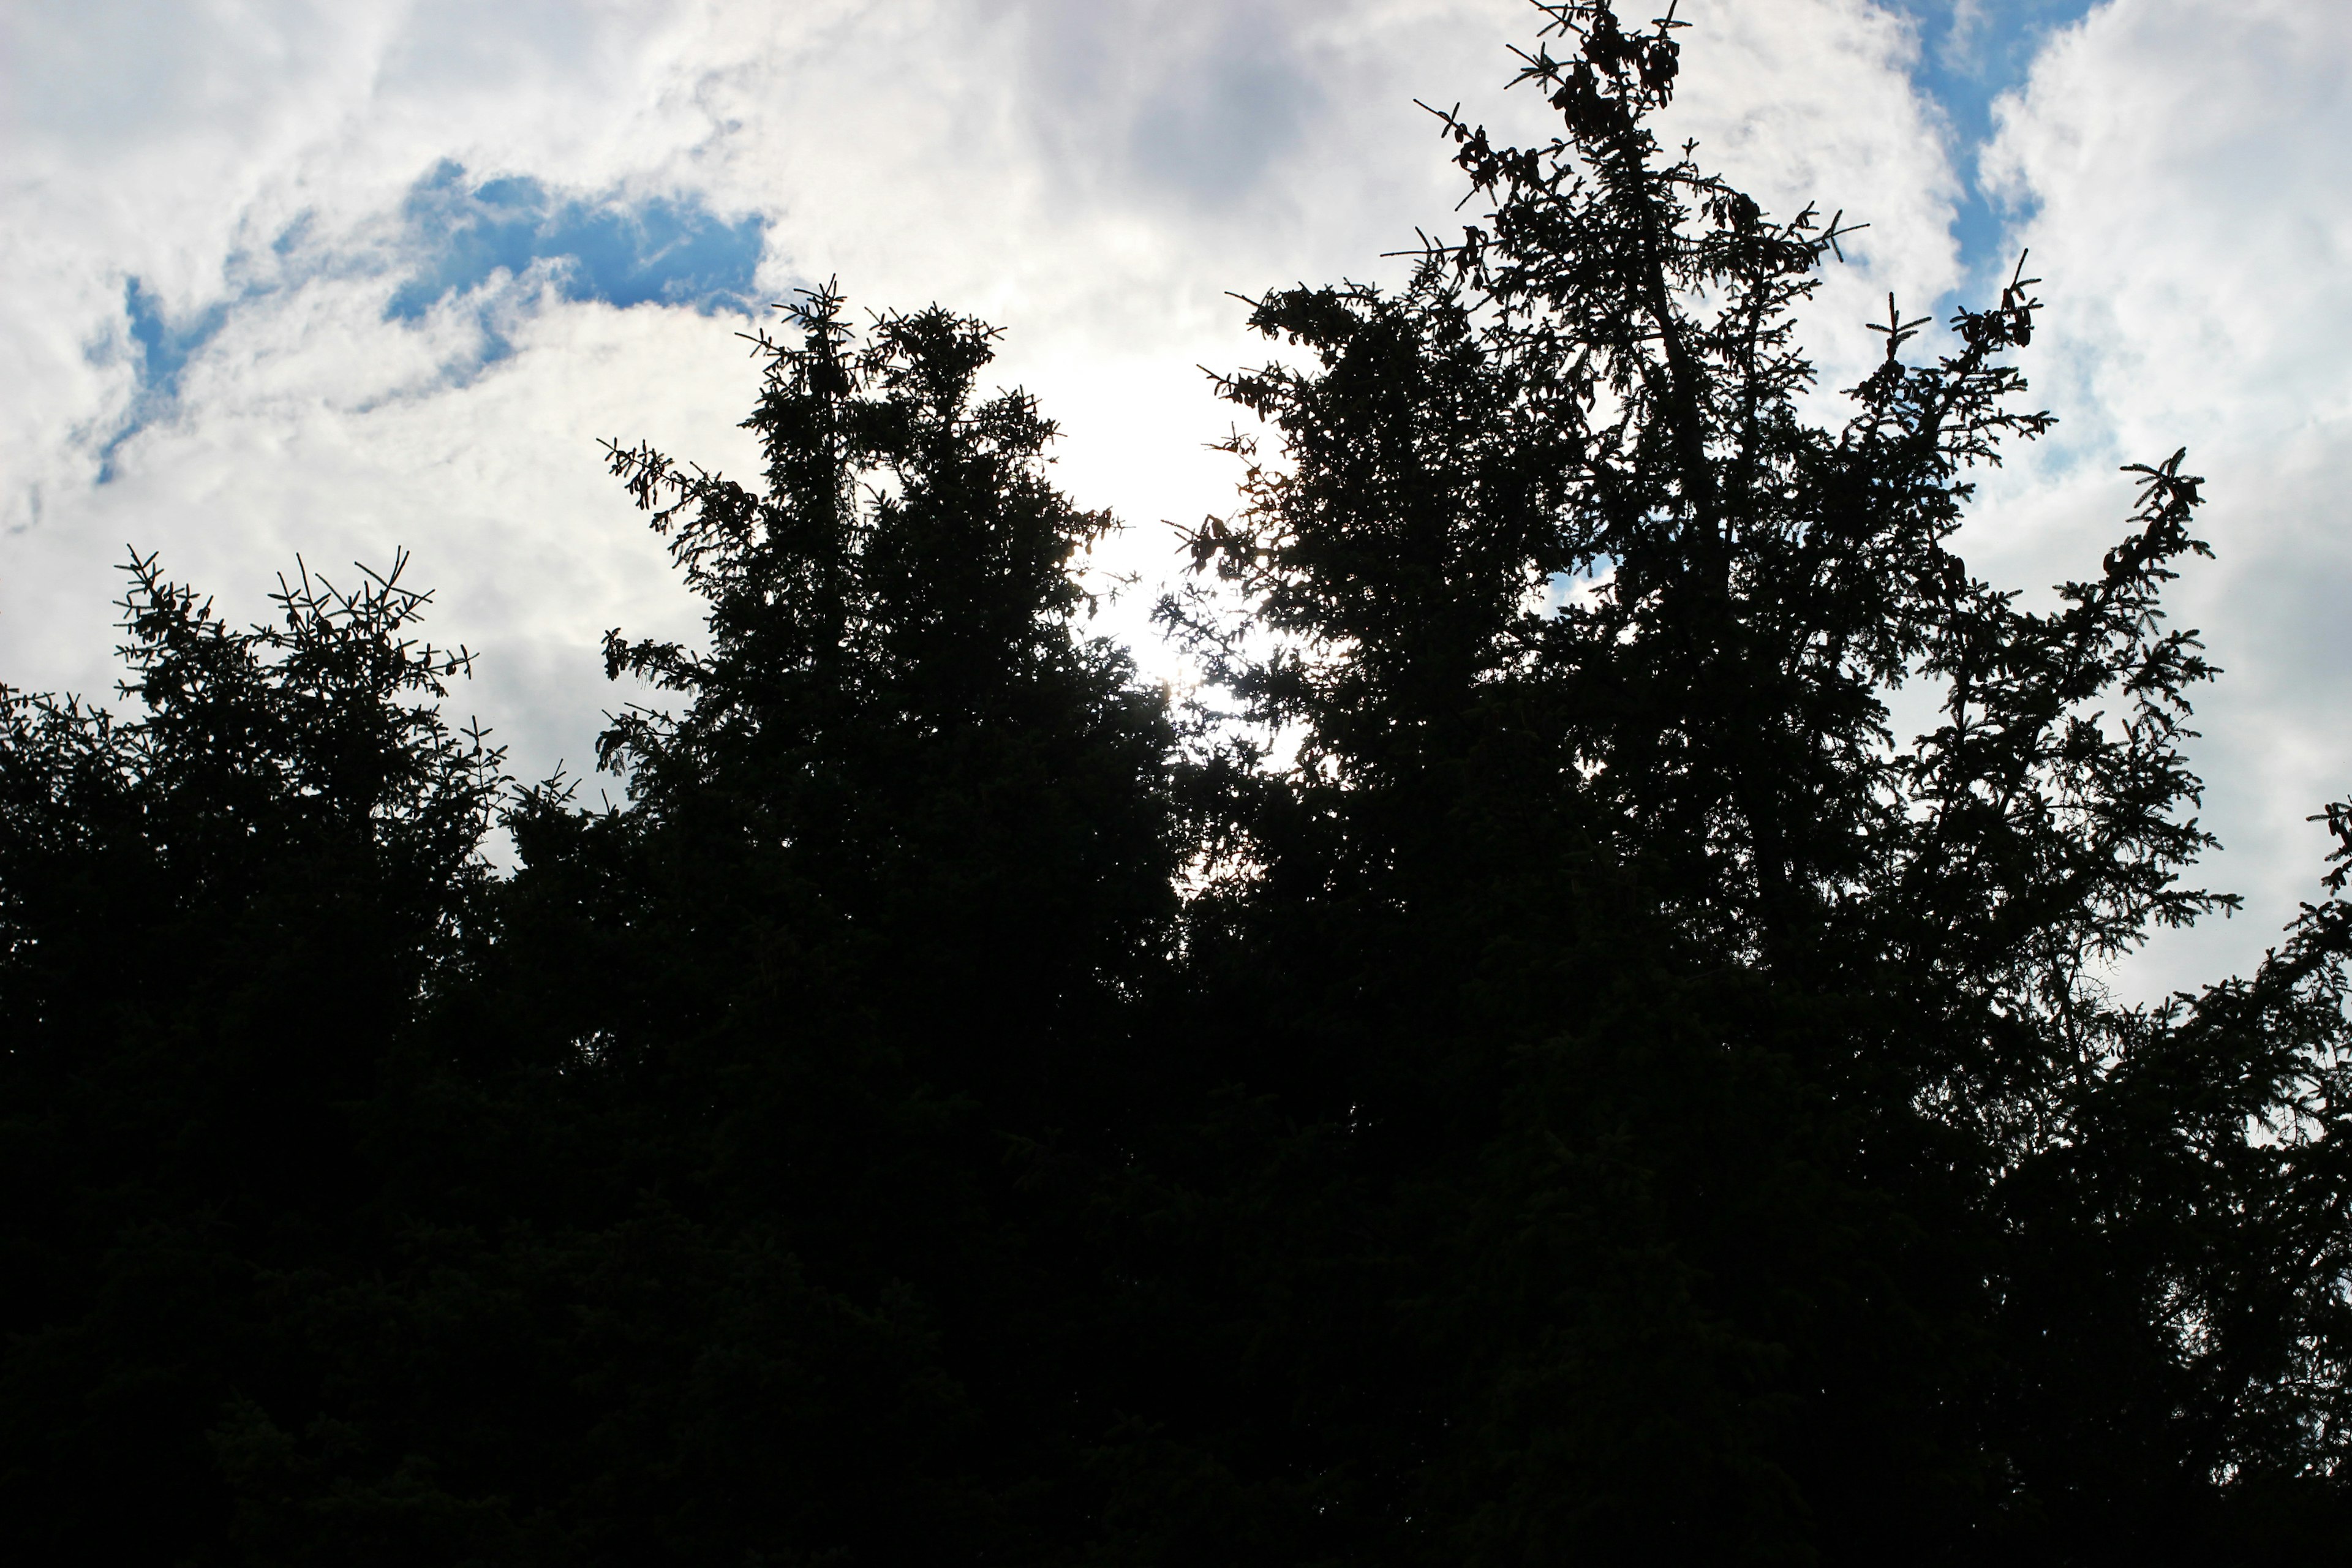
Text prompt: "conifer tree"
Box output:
[[1154, 2, 2352, 1558], [428, 289, 1185, 1563], [0, 554, 502, 1562], [6, 6, 2349, 1564]]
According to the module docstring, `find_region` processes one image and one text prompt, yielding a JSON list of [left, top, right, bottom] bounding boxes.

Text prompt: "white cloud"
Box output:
[[27, 0, 2335, 1001], [1968, 0, 2352, 993], [1662, 0, 1963, 398]]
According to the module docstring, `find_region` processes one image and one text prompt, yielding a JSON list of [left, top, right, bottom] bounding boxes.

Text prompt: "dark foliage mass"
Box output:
[[7, 5, 2350, 1562]]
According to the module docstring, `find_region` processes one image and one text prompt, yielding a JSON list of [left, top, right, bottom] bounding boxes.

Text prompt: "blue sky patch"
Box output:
[[99, 277, 237, 481], [1875, 0, 2105, 295], [94, 167, 770, 481], [387, 160, 767, 326]]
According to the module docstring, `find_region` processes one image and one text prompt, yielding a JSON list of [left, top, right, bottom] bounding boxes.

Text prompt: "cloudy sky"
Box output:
[[4, 0, 2345, 997]]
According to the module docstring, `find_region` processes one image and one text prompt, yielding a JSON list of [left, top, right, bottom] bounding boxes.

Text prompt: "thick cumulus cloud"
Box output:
[[1963, 0, 2352, 993], [9, 0, 2337, 993]]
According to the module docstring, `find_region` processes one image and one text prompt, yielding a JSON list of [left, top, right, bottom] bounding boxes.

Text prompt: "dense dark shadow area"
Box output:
[[6, 5, 2350, 1563]]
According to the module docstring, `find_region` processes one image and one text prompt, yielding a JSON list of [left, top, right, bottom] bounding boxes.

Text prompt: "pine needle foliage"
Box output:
[[0, 554, 502, 1562], [1148, 2, 2352, 1558], [4, 5, 2350, 1564]]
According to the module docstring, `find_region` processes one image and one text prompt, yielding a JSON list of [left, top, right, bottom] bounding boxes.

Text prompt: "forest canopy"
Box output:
[[6, 4, 2350, 1563]]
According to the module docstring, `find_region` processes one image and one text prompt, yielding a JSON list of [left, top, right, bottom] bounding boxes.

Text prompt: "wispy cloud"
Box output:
[[1873, 0, 2106, 288], [6, 0, 2343, 998], [387, 162, 766, 328], [100, 279, 237, 481], [88, 160, 767, 477]]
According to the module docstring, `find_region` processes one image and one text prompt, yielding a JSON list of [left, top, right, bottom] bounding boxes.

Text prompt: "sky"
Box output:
[[3, 0, 2345, 998]]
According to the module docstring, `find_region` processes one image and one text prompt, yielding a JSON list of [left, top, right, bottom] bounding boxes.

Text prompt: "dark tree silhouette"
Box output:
[[1137, 2, 2352, 1561], [176, 292, 1187, 1564], [0, 555, 502, 1562], [5, 4, 2350, 1564], [496, 290, 1184, 1562]]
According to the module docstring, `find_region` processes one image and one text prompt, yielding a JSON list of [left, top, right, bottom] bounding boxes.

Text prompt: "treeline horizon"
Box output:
[[7, 4, 2351, 1563]]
